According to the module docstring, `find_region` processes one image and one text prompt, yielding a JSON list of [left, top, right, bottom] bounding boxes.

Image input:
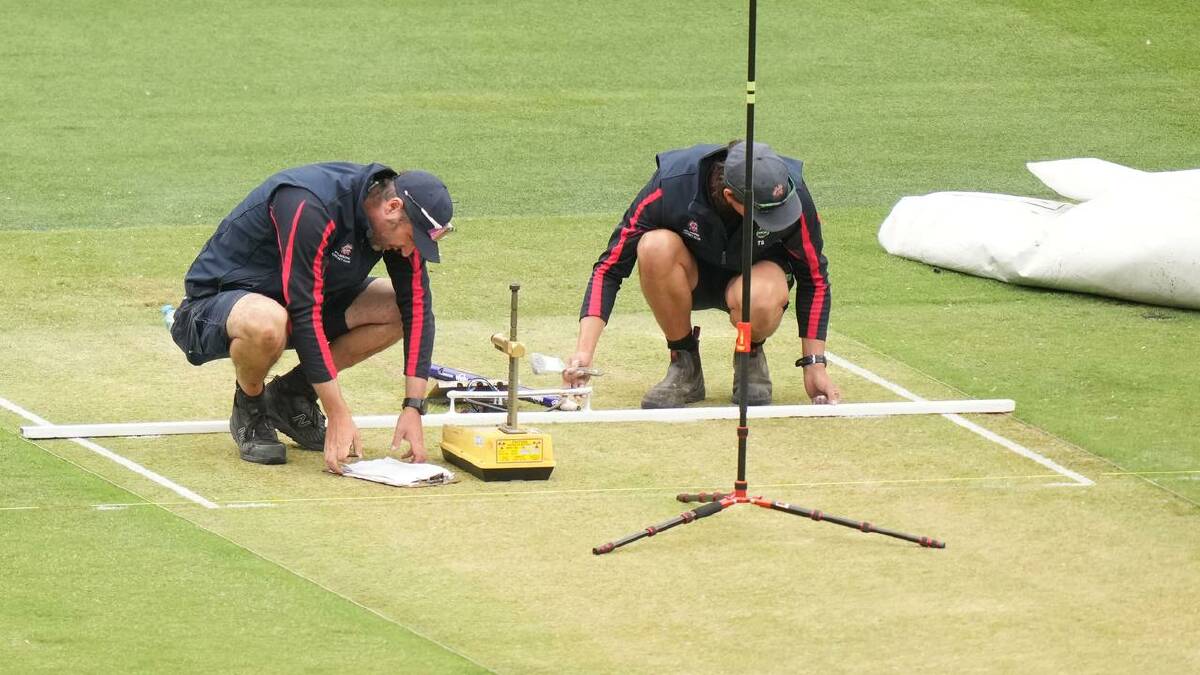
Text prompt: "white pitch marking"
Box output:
[[0, 396, 220, 509], [224, 503, 276, 509], [826, 353, 1094, 486]]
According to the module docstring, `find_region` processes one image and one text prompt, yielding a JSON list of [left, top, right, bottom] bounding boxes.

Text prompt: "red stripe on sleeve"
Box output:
[[311, 219, 338, 378], [797, 212, 828, 337], [587, 188, 663, 316], [277, 199, 307, 304], [406, 251, 425, 375]]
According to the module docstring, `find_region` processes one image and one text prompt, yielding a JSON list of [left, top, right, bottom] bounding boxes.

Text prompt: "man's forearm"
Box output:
[[576, 316, 606, 356], [801, 338, 826, 356], [405, 376, 428, 400], [313, 380, 350, 417]]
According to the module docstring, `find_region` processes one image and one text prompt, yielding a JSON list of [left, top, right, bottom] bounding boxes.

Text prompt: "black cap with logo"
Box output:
[[722, 141, 803, 233], [393, 171, 453, 263]]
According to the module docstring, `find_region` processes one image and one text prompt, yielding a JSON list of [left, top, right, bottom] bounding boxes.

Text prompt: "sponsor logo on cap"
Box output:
[[772, 183, 786, 200]]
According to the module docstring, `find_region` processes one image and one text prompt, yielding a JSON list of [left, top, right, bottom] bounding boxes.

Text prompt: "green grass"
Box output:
[[0, 429, 482, 673], [2, 0, 1199, 671]]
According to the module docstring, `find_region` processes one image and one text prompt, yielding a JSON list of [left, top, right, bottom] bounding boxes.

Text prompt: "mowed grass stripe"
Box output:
[[0, 428, 488, 673]]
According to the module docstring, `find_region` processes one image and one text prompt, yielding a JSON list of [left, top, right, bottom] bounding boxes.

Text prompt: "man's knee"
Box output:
[[727, 277, 788, 316], [229, 295, 288, 351], [636, 230, 687, 272]]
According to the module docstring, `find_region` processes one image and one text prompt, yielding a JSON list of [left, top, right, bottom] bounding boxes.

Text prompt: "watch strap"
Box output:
[[795, 354, 828, 368]]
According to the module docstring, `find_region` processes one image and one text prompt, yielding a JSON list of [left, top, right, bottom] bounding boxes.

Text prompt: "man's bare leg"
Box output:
[[224, 293, 289, 462], [724, 260, 789, 405], [636, 230, 706, 408], [724, 260, 790, 341], [226, 294, 289, 395], [637, 229, 700, 341], [332, 278, 405, 369]]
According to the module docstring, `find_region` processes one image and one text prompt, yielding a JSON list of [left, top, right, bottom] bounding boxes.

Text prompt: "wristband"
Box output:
[[795, 354, 827, 368], [402, 397, 427, 415]]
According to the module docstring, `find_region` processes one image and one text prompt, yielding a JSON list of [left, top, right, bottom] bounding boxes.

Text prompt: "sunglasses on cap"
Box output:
[[402, 190, 455, 241]]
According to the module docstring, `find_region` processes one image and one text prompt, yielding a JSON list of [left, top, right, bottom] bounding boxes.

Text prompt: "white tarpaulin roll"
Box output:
[[878, 159, 1200, 309]]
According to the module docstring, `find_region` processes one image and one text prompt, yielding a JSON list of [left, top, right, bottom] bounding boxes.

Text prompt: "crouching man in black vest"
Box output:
[[565, 141, 840, 408], [171, 163, 452, 471]]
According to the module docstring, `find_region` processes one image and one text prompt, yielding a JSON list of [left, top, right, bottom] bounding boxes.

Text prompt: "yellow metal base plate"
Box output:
[[440, 425, 555, 481]]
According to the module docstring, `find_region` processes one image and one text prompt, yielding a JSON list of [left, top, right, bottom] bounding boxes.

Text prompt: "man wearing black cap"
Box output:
[[565, 141, 840, 408], [171, 162, 453, 471]]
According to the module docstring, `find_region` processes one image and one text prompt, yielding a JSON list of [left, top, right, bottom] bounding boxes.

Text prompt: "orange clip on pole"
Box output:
[[735, 321, 752, 353]]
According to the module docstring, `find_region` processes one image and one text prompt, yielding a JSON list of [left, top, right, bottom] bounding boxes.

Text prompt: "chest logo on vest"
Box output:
[[683, 220, 702, 241], [332, 242, 354, 264], [756, 228, 770, 246]]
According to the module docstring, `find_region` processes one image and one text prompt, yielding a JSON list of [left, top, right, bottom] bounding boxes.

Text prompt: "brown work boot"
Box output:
[[641, 349, 706, 408], [732, 347, 772, 406]]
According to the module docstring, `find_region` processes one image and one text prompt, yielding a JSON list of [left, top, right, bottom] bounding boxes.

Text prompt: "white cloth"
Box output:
[[877, 158, 1200, 309], [342, 457, 454, 487]]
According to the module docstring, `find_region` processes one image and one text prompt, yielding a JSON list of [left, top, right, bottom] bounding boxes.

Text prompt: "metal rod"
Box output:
[[506, 283, 520, 430], [593, 500, 727, 555], [19, 399, 1017, 438], [753, 498, 946, 548]]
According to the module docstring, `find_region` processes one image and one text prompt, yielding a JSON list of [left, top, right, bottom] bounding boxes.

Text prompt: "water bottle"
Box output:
[[161, 304, 176, 330]]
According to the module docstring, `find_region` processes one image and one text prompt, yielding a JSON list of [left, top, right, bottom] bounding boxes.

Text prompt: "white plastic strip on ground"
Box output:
[[825, 352, 1093, 486], [19, 399, 1015, 439], [0, 396, 220, 508]]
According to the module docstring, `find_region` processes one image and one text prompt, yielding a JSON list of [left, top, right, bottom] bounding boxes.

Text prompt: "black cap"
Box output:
[[393, 171, 453, 263], [722, 142, 803, 232]]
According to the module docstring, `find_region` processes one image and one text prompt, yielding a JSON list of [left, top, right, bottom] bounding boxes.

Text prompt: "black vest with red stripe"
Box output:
[[183, 162, 393, 299]]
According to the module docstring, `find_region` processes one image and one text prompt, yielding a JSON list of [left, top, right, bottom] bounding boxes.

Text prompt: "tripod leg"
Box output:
[[753, 498, 945, 549], [676, 491, 728, 503], [593, 500, 727, 555]]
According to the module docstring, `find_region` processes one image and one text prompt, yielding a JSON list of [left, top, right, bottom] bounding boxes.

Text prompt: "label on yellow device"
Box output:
[[496, 438, 544, 463]]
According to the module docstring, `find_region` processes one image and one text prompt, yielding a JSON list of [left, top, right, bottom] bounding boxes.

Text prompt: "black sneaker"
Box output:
[[732, 348, 772, 406], [641, 349, 706, 409], [230, 385, 287, 465], [265, 373, 326, 451]]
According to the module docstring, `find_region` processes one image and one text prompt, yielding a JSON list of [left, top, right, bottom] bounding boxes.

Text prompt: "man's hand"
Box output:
[[562, 350, 595, 389], [391, 407, 427, 463], [323, 408, 362, 474], [804, 365, 841, 405]]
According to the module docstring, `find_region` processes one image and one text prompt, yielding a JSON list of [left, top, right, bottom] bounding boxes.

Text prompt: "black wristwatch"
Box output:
[[795, 354, 828, 368], [402, 397, 427, 415]]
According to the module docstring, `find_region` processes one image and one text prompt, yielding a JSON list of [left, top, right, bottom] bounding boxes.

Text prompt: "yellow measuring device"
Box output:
[[439, 283, 556, 481]]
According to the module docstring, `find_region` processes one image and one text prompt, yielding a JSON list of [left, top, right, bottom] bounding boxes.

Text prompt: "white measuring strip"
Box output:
[[826, 352, 1093, 486], [18, 399, 1015, 439], [0, 396, 220, 508]]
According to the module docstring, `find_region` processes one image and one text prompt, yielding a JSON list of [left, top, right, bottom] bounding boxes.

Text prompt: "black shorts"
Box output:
[[691, 256, 794, 312], [170, 277, 375, 366]]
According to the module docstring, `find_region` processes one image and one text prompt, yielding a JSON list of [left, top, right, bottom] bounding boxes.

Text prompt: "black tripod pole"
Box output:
[[731, 0, 758, 499]]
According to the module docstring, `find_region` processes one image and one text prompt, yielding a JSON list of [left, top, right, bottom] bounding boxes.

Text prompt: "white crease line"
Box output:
[[826, 353, 1094, 487], [0, 396, 220, 509]]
